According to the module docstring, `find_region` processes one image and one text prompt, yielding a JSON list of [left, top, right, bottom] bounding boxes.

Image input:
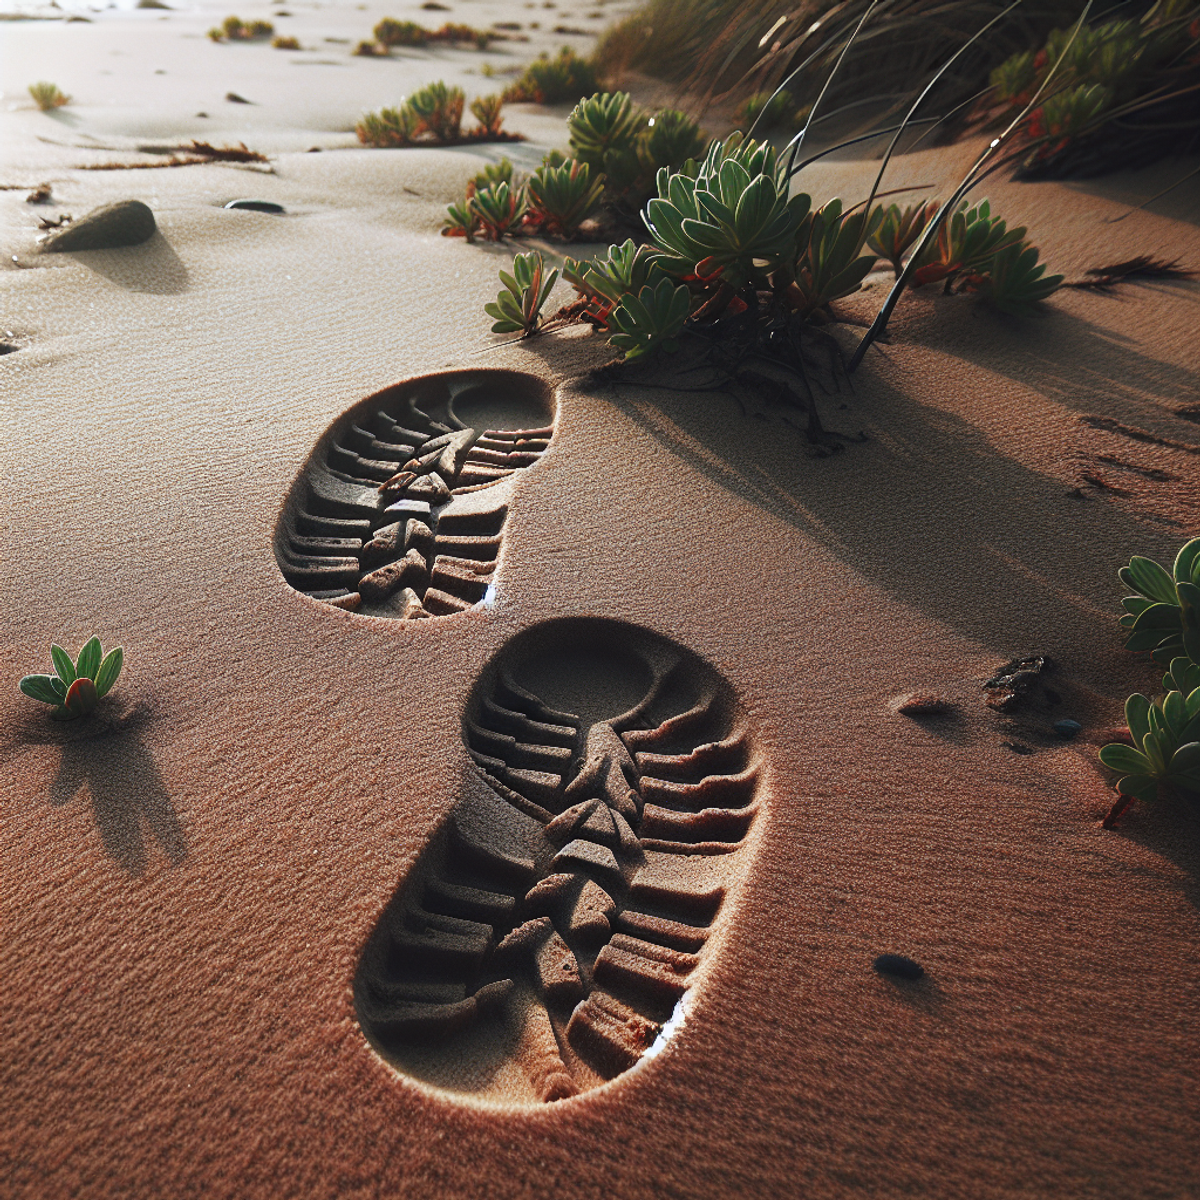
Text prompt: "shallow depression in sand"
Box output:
[[273, 369, 555, 619], [354, 618, 764, 1107]]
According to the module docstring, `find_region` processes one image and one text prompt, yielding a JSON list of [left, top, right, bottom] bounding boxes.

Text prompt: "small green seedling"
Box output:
[[20, 636, 124, 721], [29, 82, 70, 111], [485, 251, 558, 336]]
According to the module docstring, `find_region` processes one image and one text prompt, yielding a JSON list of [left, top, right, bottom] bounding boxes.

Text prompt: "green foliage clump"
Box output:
[[1099, 670, 1200, 806], [28, 81, 70, 111], [990, 6, 1200, 178], [272, 35, 300, 50], [485, 251, 559, 335], [20, 636, 124, 721], [867, 201, 938, 279], [568, 92, 704, 207], [208, 15, 274, 41], [978, 242, 1064, 316], [737, 89, 808, 133], [408, 80, 464, 142], [502, 47, 598, 104], [374, 18, 428, 47], [608, 277, 691, 361], [786, 200, 876, 319], [526, 159, 605, 239], [471, 180, 527, 240], [369, 18, 492, 52], [358, 85, 517, 148], [1117, 539, 1200, 664], [1100, 538, 1200, 823]]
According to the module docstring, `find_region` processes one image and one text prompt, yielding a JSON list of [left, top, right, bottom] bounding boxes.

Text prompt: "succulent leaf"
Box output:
[[20, 674, 66, 705], [95, 646, 124, 698], [50, 644, 76, 686], [76, 636, 102, 681]]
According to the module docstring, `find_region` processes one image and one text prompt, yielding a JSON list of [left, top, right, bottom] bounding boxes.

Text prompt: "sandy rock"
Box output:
[[42, 200, 156, 252]]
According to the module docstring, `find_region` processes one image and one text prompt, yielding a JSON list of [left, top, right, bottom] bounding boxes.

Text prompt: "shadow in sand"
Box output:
[[66, 230, 189, 295], [898, 290, 1200, 421], [1056, 155, 1200, 228], [1115, 793, 1200, 912], [876, 973, 946, 1017], [32, 702, 187, 875]]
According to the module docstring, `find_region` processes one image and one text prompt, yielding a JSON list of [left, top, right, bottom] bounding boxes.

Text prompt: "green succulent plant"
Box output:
[[408, 81, 464, 143], [608, 277, 691, 362], [470, 180, 527, 240], [787, 200, 877, 317], [1036, 83, 1113, 139], [563, 238, 668, 326], [1099, 686, 1200, 805], [976, 241, 1063, 315], [526, 159, 605, 239], [867, 200, 938, 279], [374, 18, 427, 47], [1118, 538, 1200, 664], [502, 47, 598, 105], [474, 158, 514, 191], [645, 109, 706, 173], [990, 50, 1038, 104], [644, 138, 809, 289], [29, 81, 70, 111], [20, 636, 124, 721], [910, 199, 1026, 287], [356, 105, 420, 147], [485, 251, 559, 336], [568, 91, 643, 167], [471, 94, 505, 136]]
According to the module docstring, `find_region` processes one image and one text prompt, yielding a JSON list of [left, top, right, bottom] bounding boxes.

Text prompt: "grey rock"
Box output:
[[224, 199, 284, 214], [1053, 719, 1083, 740], [42, 200, 156, 253]]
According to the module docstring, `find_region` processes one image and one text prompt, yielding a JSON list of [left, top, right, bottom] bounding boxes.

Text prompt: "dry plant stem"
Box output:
[[848, 0, 1095, 372], [1107, 162, 1200, 223]]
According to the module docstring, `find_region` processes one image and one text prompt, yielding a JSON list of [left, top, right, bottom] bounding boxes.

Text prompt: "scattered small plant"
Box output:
[[485, 251, 559, 336], [525, 158, 605, 238], [471, 180, 527, 240], [988, 6, 1200, 178], [502, 47, 597, 104], [1100, 538, 1200, 826], [357, 84, 522, 148], [1098, 678, 1200, 812], [29, 82, 70, 111], [19, 636, 124, 721], [370, 17, 492, 52], [470, 94, 506, 137], [974, 241, 1064, 316], [271, 34, 300, 50], [738, 89, 807, 133], [867, 200, 938, 279], [208, 16, 274, 41]]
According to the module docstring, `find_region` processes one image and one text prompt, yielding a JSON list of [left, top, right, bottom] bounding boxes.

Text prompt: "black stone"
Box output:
[[873, 954, 924, 981], [42, 200, 156, 253], [224, 199, 285, 214], [1053, 719, 1083, 739], [225, 92, 251, 104]]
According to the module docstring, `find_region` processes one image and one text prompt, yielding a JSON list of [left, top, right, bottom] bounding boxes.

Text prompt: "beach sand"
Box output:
[[3, 4, 1200, 1196]]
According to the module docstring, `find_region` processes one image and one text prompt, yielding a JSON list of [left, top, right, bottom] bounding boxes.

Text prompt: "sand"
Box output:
[[3, 3, 1200, 1197]]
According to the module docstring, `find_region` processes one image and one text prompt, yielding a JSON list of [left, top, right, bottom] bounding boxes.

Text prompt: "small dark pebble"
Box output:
[[225, 92, 251, 104], [224, 199, 285, 214], [874, 954, 924, 981], [1003, 741, 1034, 754], [1053, 719, 1083, 739], [196, 112, 209, 118], [0, 343, 19, 356]]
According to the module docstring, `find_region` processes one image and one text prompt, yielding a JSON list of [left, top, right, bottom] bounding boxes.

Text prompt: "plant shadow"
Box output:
[[33, 702, 187, 875]]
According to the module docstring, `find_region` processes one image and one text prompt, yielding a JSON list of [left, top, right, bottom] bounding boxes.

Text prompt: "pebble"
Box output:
[[873, 954, 924, 981], [224, 199, 285, 214], [1053, 719, 1083, 740], [42, 200, 156, 252], [225, 92, 251, 104], [893, 693, 953, 717]]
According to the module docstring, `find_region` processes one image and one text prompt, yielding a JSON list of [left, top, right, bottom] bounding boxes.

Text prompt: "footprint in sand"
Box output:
[[274, 370, 554, 619], [353, 618, 763, 1105]]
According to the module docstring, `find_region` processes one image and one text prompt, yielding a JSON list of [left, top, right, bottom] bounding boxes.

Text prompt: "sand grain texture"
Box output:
[[3, 6, 1200, 1198]]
